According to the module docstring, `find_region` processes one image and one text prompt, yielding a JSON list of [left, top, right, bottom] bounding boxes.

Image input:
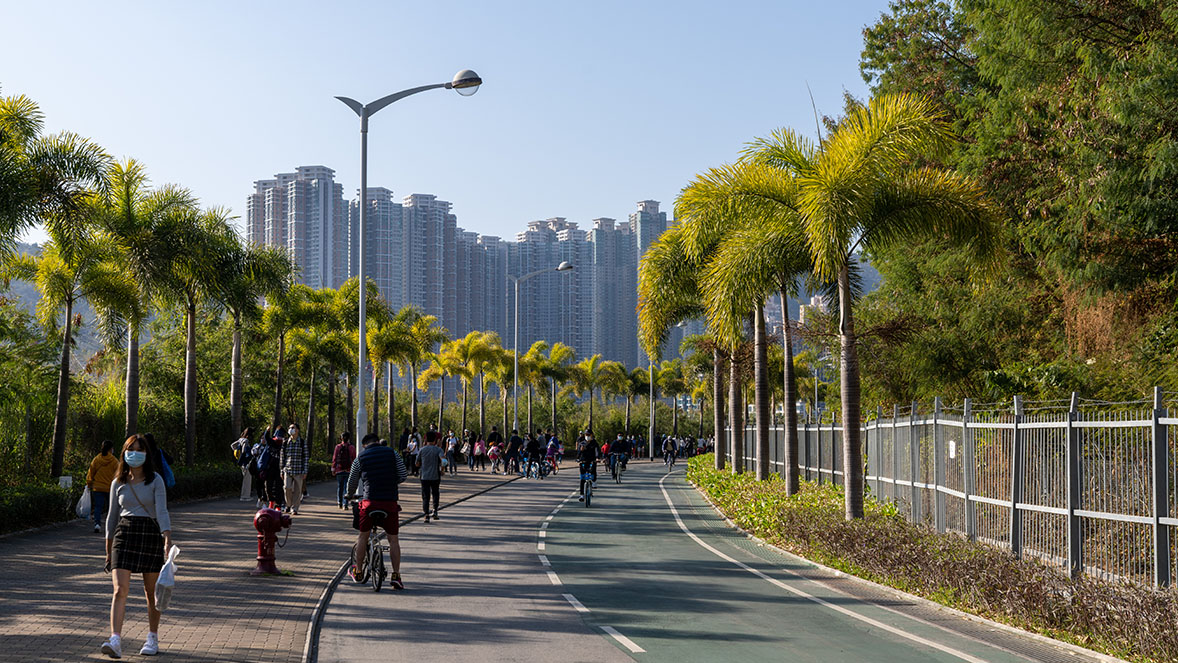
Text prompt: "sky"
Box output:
[[4, 0, 890, 244]]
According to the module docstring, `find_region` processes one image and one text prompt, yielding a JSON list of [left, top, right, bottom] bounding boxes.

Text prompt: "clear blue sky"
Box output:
[[4, 0, 890, 243]]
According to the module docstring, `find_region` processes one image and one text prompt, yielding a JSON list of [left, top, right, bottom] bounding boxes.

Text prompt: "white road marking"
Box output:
[[541, 521, 549, 529], [545, 514, 554, 521], [657, 475, 988, 663], [538, 541, 545, 551], [539, 555, 550, 567], [601, 626, 646, 653], [547, 571, 562, 585], [562, 593, 590, 613], [538, 530, 547, 538]]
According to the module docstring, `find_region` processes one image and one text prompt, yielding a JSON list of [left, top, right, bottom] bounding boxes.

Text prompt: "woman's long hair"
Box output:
[[116, 434, 157, 485]]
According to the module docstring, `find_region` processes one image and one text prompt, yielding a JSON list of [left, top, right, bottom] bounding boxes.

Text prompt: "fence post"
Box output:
[[934, 397, 945, 533], [910, 401, 920, 523], [892, 404, 901, 508], [831, 416, 839, 485], [816, 418, 824, 485], [803, 421, 810, 481], [963, 398, 976, 541], [1152, 386, 1171, 587], [1009, 395, 1025, 559], [1066, 391, 1081, 579]]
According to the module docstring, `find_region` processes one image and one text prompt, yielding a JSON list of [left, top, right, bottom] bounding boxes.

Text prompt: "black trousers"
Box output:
[[421, 479, 441, 513]]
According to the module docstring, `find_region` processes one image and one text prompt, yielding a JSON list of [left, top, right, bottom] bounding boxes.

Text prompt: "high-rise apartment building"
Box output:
[[246, 166, 347, 289]]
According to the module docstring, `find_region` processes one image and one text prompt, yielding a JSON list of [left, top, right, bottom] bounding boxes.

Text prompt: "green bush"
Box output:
[[686, 454, 1178, 663]]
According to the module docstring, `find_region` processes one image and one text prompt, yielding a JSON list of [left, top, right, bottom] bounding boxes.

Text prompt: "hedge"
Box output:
[[1, 461, 330, 536]]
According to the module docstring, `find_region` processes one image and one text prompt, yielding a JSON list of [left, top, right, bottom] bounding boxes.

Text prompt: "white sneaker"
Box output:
[[101, 636, 122, 658], [139, 639, 159, 656]]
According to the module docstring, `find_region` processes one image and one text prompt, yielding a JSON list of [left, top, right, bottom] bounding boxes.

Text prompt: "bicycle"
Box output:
[[579, 464, 594, 507], [609, 453, 626, 484], [664, 451, 676, 471], [348, 498, 388, 592]]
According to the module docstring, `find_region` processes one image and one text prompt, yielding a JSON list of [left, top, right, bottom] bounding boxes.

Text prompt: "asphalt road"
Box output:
[[319, 461, 1118, 663]]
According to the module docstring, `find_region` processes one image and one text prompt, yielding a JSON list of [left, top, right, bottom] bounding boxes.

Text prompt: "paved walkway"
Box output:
[[0, 467, 514, 662]]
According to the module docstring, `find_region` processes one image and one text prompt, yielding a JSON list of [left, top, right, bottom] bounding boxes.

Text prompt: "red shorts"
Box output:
[[358, 499, 400, 534]]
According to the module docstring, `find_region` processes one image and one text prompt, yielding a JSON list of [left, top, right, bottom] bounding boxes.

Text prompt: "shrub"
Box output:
[[686, 454, 1178, 663]]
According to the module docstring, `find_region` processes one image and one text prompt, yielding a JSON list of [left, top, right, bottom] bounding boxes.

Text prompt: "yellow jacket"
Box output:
[[86, 453, 119, 492]]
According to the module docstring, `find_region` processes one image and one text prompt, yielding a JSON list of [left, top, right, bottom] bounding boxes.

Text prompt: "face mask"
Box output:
[[124, 450, 147, 467]]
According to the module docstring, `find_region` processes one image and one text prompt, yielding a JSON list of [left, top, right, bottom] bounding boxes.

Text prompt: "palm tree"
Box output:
[[439, 331, 496, 437], [598, 360, 629, 428], [566, 354, 608, 436], [472, 331, 503, 438], [657, 359, 688, 438], [403, 311, 448, 430], [368, 317, 415, 439], [262, 283, 314, 428], [0, 93, 111, 257], [157, 206, 240, 464], [623, 367, 649, 435], [739, 93, 1000, 517], [484, 347, 515, 435], [539, 341, 574, 434], [96, 159, 200, 436], [6, 235, 136, 477]]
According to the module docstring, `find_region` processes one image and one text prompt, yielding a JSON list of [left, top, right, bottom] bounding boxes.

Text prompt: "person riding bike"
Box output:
[[577, 434, 599, 502], [608, 433, 631, 475], [663, 436, 678, 467], [346, 432, 409, 589], [524, 432, 544, 477]]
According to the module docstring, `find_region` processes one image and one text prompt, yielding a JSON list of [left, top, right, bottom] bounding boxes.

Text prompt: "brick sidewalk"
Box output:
[[0, 468, 516, 662]]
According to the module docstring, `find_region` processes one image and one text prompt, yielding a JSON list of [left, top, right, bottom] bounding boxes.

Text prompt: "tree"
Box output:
[[6, 232, 136, 477], [519, 341, 548, 434], [623, 367, 649, 436], [743, 94, 1000, 518], [484, 346, 515, 435], [439, 331, 497, 437], [97, 159, 198, 437], [367, 317, 415, 439], [539, 341, 574, 434], [402, 310, 448, 430], [566, 354, 609, 435], [657, 359, 687, 438], [598, 360, 629, 429]]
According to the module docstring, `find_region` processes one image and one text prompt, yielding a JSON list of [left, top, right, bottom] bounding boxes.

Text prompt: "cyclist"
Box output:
[[524, 432, 544, 478], [545, 433, 560, 474], [663, 436, 678, 468], [577, 434, 599, 502], [608, 433, 631, 476], [346, 432, 409, 589]]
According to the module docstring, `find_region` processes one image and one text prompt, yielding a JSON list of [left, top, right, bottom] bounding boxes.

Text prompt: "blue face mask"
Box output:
[[124, 450, 147, 467]]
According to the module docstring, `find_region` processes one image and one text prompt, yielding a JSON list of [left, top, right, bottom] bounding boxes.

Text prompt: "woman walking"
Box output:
[[281, 423, 309, 515], [331, 431, 355, 509], [444, 430, 459, 477], [86, 440, 119, 534], [231, 428, 254, 501], [101, 435, 173, 658]]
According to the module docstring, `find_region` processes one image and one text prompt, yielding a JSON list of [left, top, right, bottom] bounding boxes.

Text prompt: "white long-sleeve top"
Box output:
[[105, 477, 171, 538]]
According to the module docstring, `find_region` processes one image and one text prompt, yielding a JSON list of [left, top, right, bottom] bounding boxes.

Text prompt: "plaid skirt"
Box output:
[[112, 516, 165, 573]]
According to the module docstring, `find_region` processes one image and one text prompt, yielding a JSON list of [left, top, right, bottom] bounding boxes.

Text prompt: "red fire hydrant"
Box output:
[[251, 507, 292, 575]]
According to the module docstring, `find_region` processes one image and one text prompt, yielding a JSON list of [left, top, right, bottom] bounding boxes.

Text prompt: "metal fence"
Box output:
[[734, 389, 1178, 588]]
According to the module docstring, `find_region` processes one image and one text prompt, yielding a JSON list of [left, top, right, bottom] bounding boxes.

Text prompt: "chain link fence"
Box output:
[[734, 388, 1177, 588]]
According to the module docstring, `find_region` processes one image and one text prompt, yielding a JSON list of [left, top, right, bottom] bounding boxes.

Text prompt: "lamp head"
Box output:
[[450, 69, 482, 96], [556, 261, 574, 271]]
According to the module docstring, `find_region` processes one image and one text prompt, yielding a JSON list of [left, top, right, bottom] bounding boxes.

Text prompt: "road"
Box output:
[[318, 461, 1119, 663]]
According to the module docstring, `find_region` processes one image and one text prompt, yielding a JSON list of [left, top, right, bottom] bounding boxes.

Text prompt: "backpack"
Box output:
[[237, 441, 253, 467], [255, 445, 272, 474]]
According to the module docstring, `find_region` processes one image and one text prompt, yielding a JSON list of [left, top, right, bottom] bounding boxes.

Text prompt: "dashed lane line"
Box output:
[[562, 593, 589, 613], [657, 474, 988, 663], [547, 571, 562, 585], [601, 626, 646, 654]]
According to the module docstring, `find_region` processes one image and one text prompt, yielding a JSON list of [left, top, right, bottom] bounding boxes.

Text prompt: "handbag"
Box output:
[[460, 442, 471, 455]]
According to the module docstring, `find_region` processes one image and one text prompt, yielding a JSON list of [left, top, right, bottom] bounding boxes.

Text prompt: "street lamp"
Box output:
[[507, 261, 573, 432], [336, 69, 482, 437]]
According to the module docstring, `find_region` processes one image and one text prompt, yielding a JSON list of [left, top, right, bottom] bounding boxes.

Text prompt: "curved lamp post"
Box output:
[[507, 261, 573, 432], [336, 69, 482, 437]]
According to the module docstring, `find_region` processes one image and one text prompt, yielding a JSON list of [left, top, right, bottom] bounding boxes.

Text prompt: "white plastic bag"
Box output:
[[75, 487, 91, 519], [155, 545, 180, 611]]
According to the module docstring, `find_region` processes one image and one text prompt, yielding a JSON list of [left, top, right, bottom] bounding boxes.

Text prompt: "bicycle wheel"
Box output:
[[584, 482, 592, 507], [370, 539, 384, 592]]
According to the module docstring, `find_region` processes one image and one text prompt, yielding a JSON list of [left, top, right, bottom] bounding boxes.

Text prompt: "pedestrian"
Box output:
[[262, 428, 285, 509], [101, 434, 173, 658], [464, 430, 477, 471], [86, 440, 119, 534], [231, 428, 254, 502], [280, 423, 309, 515], [417, 431, 444, 523], [332, 431, 356, 509], [143, 434, 175, 490], [444, 430, 459, 477], [488, 441, 502, 474], [406, 429, 420, 477], [398, 427, 411, 454], [506, 429, 523, 475], [250, 430, 270, 507], [473, 436, 486, 471]]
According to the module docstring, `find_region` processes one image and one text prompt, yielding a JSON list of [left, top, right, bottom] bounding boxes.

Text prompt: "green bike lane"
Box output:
[[546, 462, 1082, 663]]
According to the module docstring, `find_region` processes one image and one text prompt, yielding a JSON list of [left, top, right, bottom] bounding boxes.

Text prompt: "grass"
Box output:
[[686, 454, 1178, 663]]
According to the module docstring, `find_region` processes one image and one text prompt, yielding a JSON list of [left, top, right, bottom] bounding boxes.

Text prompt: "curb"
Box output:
[[683, 478, 1128, 663], [302, 474, 523, 663]]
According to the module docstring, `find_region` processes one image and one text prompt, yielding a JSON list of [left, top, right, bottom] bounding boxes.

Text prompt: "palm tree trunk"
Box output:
[[729, 354, 743, 474], [328, 367, 337, 454], [273, 332, 286, 427], [230, 312, 243, 436], [672, 396, 679, 437], [393, 362, 402, 440], [625, 396, 632, 435], [698, 396, 705, 438], [346, 372, 354, 435], [588, 387, 595, 435], [49, 297, 74, 478], [527, 385, 533, 433], [755, 302, 770, 481], [550, 378, 557, 434], [838, 264, 864, 519], [460, 380, 469, 436], [437, 378, 445, 432], [306, 368, 317, 452], [409, 364, 419, 429], [184, 298, 198, 465], [713, 347, 725, 470], [501, 386, 509, 435], [125, 325, 140, 437], [781, 288, 800, 494], [479, 374, 486, 438], [372, 366, 381, 437]]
